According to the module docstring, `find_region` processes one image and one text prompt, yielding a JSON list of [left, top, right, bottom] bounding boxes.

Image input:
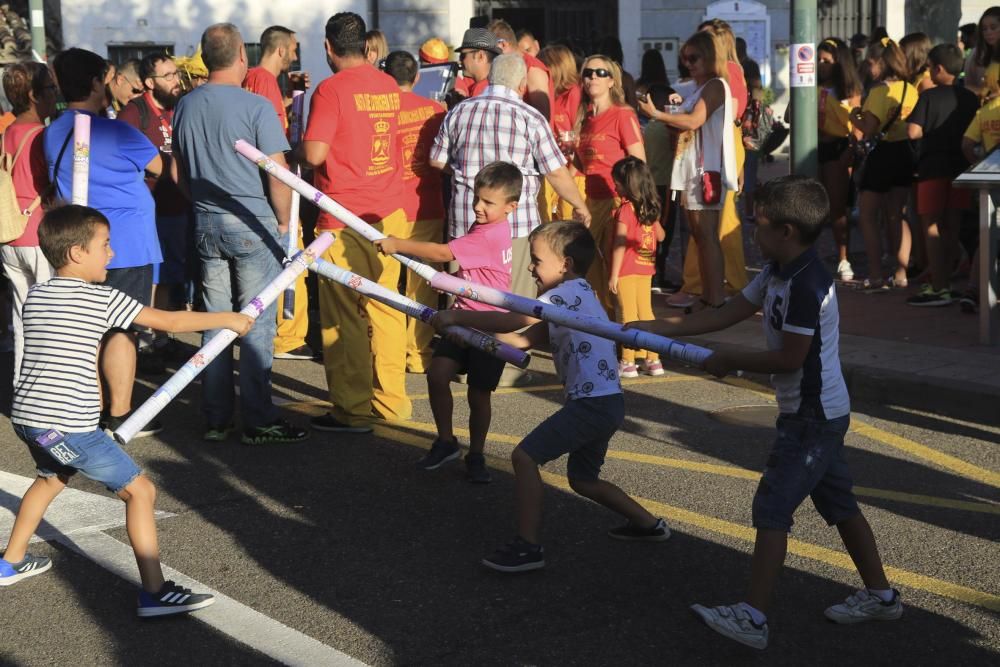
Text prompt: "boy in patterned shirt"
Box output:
[[0, 205, 252, 617], [629, 176, 901, 649], [433, 220, 669, 573]]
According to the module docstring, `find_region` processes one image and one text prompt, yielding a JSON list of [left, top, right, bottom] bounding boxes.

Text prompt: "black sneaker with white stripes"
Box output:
[[137, 580, 215, 617], [0, 553, 51, 586]]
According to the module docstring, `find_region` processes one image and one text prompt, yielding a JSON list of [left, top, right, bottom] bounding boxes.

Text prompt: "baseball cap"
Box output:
[[456, 28, 501, 55]]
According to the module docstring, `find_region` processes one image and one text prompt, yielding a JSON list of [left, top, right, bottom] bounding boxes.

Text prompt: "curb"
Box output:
[[684, 337, 999, 425]]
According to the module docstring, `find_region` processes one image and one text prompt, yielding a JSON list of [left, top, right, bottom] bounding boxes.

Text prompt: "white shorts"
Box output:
[[675, 174, 726, 211]]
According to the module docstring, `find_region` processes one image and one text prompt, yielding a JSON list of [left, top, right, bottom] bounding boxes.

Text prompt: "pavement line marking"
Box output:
[[63, 532, 366, 666], [386, 421, 1000, 515], [716, 374, 1000, 490], [849, 422, 1000, 489], [373, 425, 1000, 613], [406, 374, 704, 401]]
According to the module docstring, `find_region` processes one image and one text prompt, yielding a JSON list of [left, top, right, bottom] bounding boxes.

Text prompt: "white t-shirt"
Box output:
[[540, 278, 622, 401], [12, 278, 143, 432]]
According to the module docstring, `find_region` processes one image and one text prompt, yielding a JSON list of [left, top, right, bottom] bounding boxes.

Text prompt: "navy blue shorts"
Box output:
[[752, 413, 860, 532], [518, 394, 625, 481]]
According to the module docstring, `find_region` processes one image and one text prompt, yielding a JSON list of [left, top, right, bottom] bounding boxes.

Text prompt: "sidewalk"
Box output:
[[654, 154, 1000, 424]]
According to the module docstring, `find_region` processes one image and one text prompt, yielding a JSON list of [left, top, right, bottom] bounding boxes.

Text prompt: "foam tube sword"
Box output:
[[71, 112, 90, 205], [311, 258, 530, 368], [113, 232, 336, 444], [235, 140, 712, 367]]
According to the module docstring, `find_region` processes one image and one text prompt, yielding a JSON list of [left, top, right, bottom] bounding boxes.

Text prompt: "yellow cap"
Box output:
[[175, 46, 208, 78], [420, 38, 450, 64]]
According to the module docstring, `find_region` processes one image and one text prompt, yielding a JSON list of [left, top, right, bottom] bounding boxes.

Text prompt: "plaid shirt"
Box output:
[[431, 85, 566, 238]]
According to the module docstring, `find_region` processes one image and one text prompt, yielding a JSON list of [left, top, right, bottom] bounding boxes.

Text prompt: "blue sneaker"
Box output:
[[137, 580, 215, 617], [0, 553, 51, 586]]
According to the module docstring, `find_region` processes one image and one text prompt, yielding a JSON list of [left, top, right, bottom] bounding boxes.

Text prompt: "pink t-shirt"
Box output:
[[3, 122, 47, 247], [448, 219, 512, 311]]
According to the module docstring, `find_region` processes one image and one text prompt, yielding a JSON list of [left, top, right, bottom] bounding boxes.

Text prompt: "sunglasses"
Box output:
[[681, 53, 701, 65], [582, 67, 611, 79]]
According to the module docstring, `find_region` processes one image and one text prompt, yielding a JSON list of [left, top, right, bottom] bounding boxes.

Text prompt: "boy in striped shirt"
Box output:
[[1, 205, 252, 617]]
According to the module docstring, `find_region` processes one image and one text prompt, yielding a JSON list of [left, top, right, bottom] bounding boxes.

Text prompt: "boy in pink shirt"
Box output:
[[375, 162, 521, 482]]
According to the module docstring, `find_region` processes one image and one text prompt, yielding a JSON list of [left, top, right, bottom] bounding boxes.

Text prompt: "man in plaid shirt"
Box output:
[[431, 54, 589, 301]]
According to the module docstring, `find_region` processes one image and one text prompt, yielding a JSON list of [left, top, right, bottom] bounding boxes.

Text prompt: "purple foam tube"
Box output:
[[310, 258, 530, 369], [234, 140, 711, 367]]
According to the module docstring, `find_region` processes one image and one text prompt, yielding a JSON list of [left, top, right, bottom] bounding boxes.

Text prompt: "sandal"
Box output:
[[857, 279, 890, 293]]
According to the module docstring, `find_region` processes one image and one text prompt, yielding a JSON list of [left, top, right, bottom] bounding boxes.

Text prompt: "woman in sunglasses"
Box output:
[[574, 55, 646, 317], [638, 30, 738, 310]]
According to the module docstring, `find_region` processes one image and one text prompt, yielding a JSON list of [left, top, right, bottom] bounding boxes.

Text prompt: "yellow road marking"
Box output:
[[406, 374, 704, 401], [373, 424, 1000, 613], [719, 376, 1000, 490], [390, 419, 1000, 515], [850, 422, 1000, 489]]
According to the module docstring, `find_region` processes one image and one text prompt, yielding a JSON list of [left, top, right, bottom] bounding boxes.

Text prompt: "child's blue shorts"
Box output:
[[752, 413, 860, 532], [14, 424, 142, 494], [518, 393, 625, 481]]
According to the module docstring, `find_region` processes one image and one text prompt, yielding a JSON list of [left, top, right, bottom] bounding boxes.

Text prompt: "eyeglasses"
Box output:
[[151, 70, 180, 82], [582, 68, 611, 79], [680, 53, 701, 65]]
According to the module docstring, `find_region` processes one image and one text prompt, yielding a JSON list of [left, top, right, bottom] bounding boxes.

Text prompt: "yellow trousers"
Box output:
[[541, 173, 587, 222], [274, 229, 309, 355], [584, 196, 618, 317], [318, 209, 411, 425], [400, 217, 443, 373], [681, 125, 749, 294], [615, 274, 657, 364]]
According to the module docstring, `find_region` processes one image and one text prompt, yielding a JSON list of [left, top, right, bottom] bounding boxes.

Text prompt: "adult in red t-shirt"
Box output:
[[0, 62, 58, 384], [302, 12, 410, 429], [575, 56, 645, 316], [242, 26, 301, 132], [489, 19, 554, 121], [538, 44, 587, 221], [385, 50, 446, 372]]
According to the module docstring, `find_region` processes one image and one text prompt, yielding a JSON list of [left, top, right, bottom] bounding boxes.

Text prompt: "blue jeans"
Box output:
[[752, 413, 858, 532], [194, 212, 283, 429]]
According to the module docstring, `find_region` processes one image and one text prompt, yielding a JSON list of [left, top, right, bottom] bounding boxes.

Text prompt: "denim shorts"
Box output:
[[14, 424, 142, 494], [103, 264, 153, 305], [752, 413, 859, 532], [518, 393, 625, 481]]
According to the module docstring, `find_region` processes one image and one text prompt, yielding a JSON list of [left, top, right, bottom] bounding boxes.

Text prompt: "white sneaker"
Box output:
[[690, 603, 768, 649], [618, 361, 639, 379], [836, 259, 854, 281], [824, 589, 903, 624]]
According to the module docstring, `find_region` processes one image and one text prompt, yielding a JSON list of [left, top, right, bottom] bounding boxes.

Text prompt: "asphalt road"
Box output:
[[1, 339, 998, 666]]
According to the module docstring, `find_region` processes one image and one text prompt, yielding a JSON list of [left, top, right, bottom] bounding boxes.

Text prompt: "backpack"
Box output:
[[0, 125, 45, 244], [740, 98, 775, 152]]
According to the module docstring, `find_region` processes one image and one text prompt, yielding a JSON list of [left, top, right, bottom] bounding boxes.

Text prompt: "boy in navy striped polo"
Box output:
[[0, 205, 252, 617], [628, 176, 901, 649]]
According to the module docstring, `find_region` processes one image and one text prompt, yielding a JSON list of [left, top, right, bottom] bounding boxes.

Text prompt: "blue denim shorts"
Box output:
[[14, 425, 142, 494], [752, 413, 859, 532], [518, 393, 625, 481]]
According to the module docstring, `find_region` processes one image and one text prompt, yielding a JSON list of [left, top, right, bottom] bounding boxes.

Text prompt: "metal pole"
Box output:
[[28, 0, 45, 60], [790, 0, 818, 177]]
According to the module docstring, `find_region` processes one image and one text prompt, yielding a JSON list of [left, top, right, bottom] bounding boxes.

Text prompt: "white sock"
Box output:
[[736, 601, 767, 625], [867, 588, 895, 602]]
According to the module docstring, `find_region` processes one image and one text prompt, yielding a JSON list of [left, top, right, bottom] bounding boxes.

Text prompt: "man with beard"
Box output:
[[119, 53, 189, 369]]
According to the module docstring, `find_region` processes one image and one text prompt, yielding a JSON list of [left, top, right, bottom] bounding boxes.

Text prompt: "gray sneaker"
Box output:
[[690, 603, 768, 650], [824, 589, 903, 624], [417, 438, 460, 470]]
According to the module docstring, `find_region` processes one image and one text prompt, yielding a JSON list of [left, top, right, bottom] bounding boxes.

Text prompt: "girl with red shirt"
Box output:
[[0, 63, 57, 385], [539, 44, 585, 221], [608, 157, 665, 378], [575, 55, 645, 316]]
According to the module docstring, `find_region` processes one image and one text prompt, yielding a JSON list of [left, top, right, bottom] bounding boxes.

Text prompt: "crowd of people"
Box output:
[[9, 6, 1000, 647]]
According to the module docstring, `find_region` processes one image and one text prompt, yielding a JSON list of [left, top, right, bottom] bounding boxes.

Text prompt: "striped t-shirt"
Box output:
[[12, 277, 144, 432]]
